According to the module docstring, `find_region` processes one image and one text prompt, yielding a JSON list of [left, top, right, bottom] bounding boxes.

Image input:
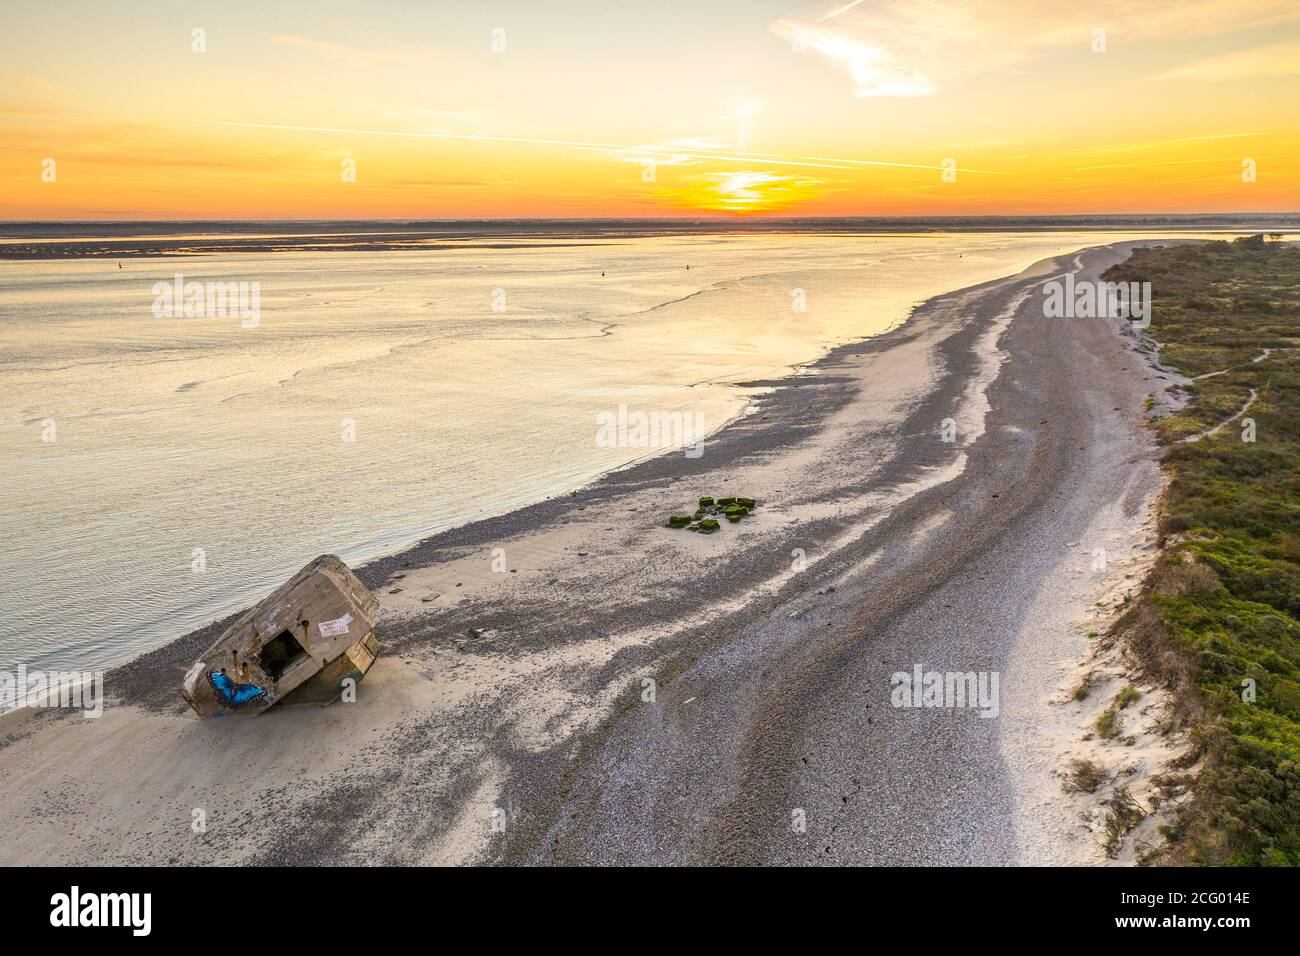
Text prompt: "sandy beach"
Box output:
[[0, 241, 1183, 865]]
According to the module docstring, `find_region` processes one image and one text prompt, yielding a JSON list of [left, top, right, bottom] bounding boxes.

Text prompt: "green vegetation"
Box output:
[[1103, 236, 1300, 865], [1096, 706, 1123, 740], [1103, 787, 1147, 858], [1116, 684, 1142, 709], [666, 494, 758, 532]]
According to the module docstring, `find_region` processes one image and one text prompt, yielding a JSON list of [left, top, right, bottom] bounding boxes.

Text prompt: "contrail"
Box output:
[[184, 119, 855, 170], [183, 118, 999, 174], [807, 155, 1004, 174], [820, 0, 869, 21]]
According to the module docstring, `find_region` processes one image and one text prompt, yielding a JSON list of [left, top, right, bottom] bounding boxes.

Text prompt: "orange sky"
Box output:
[[2, 0, 1298, 218]]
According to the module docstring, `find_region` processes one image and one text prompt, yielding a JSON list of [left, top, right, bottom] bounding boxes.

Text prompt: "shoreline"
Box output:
[[6, 232, 1101, 681], [2, 217, 1293, 259], [0, 241, 1190, 864]]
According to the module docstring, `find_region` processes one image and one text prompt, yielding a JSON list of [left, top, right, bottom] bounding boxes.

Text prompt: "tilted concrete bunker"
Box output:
[[182, 554, 380, 717]]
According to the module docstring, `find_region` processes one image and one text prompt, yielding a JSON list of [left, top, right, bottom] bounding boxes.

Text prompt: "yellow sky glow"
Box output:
[[1, 0, 1297, 218]]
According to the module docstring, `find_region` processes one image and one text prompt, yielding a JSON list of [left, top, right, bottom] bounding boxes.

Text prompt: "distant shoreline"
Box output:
[[1, 215, 1297, 259]]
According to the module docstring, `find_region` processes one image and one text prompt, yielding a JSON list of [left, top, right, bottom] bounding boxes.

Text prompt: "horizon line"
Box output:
[[3, 212, 1299, 225]]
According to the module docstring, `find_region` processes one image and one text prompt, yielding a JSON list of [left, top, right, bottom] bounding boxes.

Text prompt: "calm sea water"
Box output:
[[0, 231, 1230, 679]]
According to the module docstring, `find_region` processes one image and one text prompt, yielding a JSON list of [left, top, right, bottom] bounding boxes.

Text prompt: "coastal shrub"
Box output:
[[1072, 673, 1094, 701], [1066, 758, 1109, 794], [1102, 238, 1300, 865], [1116, 685, 1142, 709], [1152, 560, 1222, 600], [1096, 707, 1123, 740], [1103, 788, 1146, 858]]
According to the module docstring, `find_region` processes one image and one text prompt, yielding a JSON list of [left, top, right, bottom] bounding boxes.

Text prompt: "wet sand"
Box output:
[[0, 242, 1178, 865]]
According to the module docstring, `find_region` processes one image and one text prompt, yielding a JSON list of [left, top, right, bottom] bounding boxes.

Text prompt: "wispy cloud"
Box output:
[[1076, 0, 1300, 42], [183, 118, 994, 175], [775, 0, 1300, 97], [271, 35, 360, 59], [771, 20, 934, 97], [270, 33, 450, 68], [186, 119, 858, 170], [1073, 156, 1239, 173], [1073, 130, 1286, 155], [819, 0, 869, 22], [1154, 39, 1300, 82]]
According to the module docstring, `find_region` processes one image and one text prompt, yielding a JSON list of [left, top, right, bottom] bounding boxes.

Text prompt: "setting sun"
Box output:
[[669, 170, 828, 212], [3, 0, 1298, 219]]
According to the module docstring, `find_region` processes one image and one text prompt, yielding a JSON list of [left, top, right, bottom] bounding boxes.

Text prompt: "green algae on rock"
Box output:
[[665, 494, 759, 531]]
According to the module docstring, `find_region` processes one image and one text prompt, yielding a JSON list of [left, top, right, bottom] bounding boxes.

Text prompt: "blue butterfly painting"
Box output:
[[208, 670, 268, 709]]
